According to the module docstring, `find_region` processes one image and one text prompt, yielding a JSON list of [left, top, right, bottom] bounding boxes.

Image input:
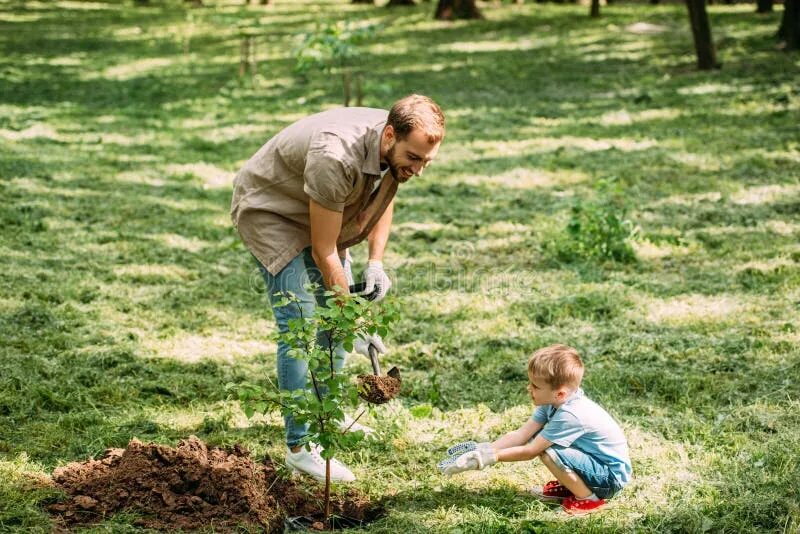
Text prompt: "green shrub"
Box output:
[[547, 179, 638, 264]]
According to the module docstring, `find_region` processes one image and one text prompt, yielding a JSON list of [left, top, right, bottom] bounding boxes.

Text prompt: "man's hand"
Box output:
[[353, 333, 386, 357], [343, 253, 355, 286], [437, 448, 497, 476], [363, 260, 392, 302]]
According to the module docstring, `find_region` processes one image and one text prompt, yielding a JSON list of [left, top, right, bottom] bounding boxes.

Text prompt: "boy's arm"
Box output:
[[439, 420, 550, 476], [495, 433, 553, 462], [492, 418, 544, 451]]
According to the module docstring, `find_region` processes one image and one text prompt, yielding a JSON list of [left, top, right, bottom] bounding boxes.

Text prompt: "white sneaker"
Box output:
[[338, 414, 374, 436], [285, 443, 355, 482]]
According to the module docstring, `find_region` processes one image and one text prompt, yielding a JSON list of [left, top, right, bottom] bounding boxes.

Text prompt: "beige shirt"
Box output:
[[231, 107, 398, 275]]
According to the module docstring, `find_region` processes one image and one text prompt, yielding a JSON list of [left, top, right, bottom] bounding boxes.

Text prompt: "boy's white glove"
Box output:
[[363, 260, 392, 302], [353, 333, 386, 357], [437, 448, 497, 476], [447, 440, 493, 458]]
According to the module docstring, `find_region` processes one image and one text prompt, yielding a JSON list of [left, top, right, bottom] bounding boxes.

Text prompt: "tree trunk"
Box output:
[[778, 0, 800, 50], [435, 0, 483, 19], [343, 68, 352, 107], [324, 459, 331, 522], [650, 0, 660, 4], [352, 0, 374, 3], [590, 0, 601, 17], [239, 37, 249, 78], [356, 73, 364, 107], [686, 0, 718, 69], [756, 0, 772, 12], [387, 0, 415, 4]]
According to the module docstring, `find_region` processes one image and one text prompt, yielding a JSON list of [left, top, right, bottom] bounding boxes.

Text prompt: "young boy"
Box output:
[[438, 344, 631, 515]]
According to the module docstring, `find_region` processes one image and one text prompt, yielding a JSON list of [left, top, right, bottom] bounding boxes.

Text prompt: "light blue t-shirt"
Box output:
[[532, 388, 632, 485]]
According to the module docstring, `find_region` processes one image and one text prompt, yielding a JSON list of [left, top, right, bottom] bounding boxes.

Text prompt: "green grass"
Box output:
[[1, 0, 799, 531]]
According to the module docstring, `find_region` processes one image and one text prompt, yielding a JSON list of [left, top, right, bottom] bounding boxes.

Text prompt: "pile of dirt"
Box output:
[[48, 436, 378, 532], [357, 367, 402, 404]]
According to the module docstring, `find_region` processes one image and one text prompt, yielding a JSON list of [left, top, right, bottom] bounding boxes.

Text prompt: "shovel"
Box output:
[[357, 344, 401, 405], [348, 283, 402, 404]]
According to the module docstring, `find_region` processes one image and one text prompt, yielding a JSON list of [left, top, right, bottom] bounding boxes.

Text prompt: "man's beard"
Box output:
[[385, 144, 411, 183]]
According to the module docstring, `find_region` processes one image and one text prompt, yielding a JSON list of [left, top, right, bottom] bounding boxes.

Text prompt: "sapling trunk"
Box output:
[[324, 459, 331, 520]]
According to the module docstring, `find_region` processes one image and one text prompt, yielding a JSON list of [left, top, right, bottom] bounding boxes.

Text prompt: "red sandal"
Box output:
[[530, 480, 574, 503]]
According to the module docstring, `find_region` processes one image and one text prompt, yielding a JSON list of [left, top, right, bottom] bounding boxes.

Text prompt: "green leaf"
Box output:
[[410, 404, 433, 419]]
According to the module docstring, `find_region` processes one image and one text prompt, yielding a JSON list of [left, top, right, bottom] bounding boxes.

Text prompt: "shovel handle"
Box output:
[[368, 344, 382, 376], [348, 282, 380, 302]]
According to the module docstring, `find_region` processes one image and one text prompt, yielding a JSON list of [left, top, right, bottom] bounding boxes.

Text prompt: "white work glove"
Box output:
[[446, 440, 493, 458], [353, 333, 386, 358], [363, 260, 392, 302], [343, 255, 355, 286], [437, 448, 497, 476]]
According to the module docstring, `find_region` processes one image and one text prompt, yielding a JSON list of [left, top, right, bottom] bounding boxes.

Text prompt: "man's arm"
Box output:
[[368, 199, 394, 262], [492, 418, 544, 451], [309, 199, 349, 293]]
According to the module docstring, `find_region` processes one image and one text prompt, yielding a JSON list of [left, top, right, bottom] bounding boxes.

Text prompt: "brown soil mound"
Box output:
[[48, 436, 378, 532], [357, 366, 402, 405]]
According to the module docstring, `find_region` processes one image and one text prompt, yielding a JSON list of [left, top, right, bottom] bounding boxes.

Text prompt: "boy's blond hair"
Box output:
[[527, 344, 584, 390]]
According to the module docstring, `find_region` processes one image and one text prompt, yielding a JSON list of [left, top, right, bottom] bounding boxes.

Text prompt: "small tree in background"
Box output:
[[234, 290, 395, 524], [295, 21, 377, 106], [546, 178, 639, 265], [294, 21, 379, 107]]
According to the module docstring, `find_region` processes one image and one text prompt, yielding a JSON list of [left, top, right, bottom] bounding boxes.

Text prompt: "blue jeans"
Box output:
[[256, 248, 347, 448], [545, 445, 624, 499]]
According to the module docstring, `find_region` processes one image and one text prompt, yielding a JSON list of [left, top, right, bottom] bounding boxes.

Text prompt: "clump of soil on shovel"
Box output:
[[357, 369, 401, 404], [48, 436, 381, 532]]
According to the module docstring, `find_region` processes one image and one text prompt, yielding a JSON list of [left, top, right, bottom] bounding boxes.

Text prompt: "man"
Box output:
[[231, 95, 445, 481]]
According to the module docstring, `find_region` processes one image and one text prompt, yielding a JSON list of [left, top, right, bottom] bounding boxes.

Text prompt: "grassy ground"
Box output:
[[1, 0, 799, 531]]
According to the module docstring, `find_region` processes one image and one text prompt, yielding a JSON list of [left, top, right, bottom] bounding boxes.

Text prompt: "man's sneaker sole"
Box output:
[[286, 462, 356, 483]]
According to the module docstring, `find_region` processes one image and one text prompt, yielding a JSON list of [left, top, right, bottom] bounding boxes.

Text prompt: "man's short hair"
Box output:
[[387, 94, 445, 145], [527, 344, 584, 390]]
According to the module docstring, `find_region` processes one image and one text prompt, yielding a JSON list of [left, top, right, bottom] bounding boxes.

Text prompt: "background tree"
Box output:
[[590, 0, 600, 17], [778, 0, 800, 50], [294, 21, 379, 107], [686, 0, 719, 69], [435, 0, 483, 19], [387, 0, 416, 5], [755, 0, 772, 12], [352, 0, 374, 3]]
